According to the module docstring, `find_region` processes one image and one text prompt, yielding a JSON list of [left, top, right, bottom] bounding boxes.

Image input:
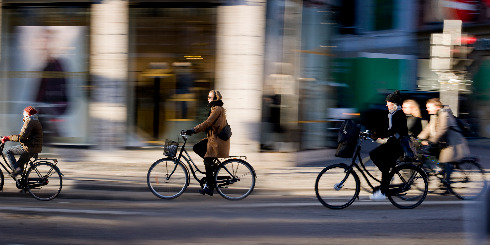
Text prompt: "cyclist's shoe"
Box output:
[[369, 190, 387, 200], [199, 185, 214, 196], [10, 167, 22, 178]]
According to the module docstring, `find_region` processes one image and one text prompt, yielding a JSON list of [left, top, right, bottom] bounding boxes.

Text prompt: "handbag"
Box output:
[[335, 141, 356, 158], [217, 123, 232, 141], [335, 120, 360, 158]]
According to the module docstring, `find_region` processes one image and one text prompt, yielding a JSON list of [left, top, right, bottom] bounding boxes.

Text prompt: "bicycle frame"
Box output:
[[0, 143, 61, 179], [173, 134, 206, 183], [168, 133, 249, 186], [343, 133, 382, 191]]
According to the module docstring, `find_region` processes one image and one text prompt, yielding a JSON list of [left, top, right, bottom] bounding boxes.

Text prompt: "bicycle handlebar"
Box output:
[[180, 130, 188, 138], [359, 130, 374, 141]]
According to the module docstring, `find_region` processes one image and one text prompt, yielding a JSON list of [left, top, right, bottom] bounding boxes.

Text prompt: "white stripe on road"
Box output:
[[0, 200, 475, 216], [0, 206, 141, 215], [223, 200, 475, 208]]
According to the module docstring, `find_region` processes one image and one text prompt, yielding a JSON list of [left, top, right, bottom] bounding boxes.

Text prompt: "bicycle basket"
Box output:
[[163, 140, 179, 157]]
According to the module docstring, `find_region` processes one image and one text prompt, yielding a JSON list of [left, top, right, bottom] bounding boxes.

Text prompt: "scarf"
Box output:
[[23, 114, 39, 122], [207, 100, 224, 116], [388, 105, 401, 130]]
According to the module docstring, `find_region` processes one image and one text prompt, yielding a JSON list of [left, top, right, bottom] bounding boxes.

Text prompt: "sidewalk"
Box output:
[[2, 137, 488, 200]]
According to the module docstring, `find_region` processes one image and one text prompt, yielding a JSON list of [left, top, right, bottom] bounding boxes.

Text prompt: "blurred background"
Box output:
[[0, 0, 488, 154]]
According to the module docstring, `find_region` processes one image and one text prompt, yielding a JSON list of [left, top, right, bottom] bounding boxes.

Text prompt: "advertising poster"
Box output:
[[8, 26, 88, 144]]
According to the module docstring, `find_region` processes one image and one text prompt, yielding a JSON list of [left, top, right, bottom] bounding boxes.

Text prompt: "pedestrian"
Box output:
[[185, 90, 230, 196], [369, 90, 408, 200], [402, 99, 427, 137], [2, 106, 43, 177], [417, 98, 469, 167]]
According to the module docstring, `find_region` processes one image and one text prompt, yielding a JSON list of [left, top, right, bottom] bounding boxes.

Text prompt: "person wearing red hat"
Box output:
[[2, 106, 43, 177]]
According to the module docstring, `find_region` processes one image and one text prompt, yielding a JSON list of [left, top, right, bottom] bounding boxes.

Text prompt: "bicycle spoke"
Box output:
[[447, 160, 487, 200], [27, 162, 62, 201], [215, 159, 255, 200], [147, 159, 188, 199], [315, 164, 360, 209], [388, 164, 427, 209]]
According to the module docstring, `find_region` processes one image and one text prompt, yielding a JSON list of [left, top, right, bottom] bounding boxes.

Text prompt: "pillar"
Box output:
[[215, 1, 266, 154], [90, 0, 129, 149]]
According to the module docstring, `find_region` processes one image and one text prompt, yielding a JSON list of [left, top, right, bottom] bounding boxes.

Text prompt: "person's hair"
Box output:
[[403, 99, 422, 118], [386, 90, 402, 105], [210, 90, 222, 101], [426, 98, 443, 108]]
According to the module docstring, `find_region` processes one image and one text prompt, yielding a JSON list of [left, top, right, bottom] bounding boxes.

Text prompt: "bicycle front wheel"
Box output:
[[388, 164, 428, 209], [447, 160, 487, 200], [26, 161, 62, 201], [315, 163, 360, 209], [215, 159, 256, 200], [147, 158, 189, 199]]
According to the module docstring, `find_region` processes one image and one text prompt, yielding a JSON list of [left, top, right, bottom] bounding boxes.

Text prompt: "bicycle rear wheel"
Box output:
[[147, 158, 189, 199], [388, 164, 428, 209], [26, 161, 62, 201], [215, 159, 256, 200], [447, 160, 487, 200], [315, 163, 360, 209]]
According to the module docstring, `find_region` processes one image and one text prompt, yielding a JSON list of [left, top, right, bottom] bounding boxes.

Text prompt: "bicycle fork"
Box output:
[[334, 168, 352, 191]]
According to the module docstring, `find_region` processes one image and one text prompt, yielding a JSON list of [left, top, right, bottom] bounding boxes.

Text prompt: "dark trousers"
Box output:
[[193, 139, 216, 188], [369, 138, 403, 194], [4, 145, 32, 170]]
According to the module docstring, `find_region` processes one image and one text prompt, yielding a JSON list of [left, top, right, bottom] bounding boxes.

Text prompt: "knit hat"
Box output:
[[24, 106, 38, 115], [386, 90, 402, 105]]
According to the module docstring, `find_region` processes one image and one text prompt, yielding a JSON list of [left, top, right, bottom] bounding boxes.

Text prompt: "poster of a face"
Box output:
[[9, 26, 88, 144]]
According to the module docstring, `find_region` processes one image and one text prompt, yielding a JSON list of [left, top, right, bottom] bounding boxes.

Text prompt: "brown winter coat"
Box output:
[[417, 108, 469, 163], [9, 115, 43, 153], [193, 106, 230, 158]]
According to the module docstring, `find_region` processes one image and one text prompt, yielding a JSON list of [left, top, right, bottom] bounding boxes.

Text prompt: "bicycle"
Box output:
[[147, 130, 257, 200], [416, 144, 487, 200], [315, 130, 429, 209], [0, 141, 63, 201]]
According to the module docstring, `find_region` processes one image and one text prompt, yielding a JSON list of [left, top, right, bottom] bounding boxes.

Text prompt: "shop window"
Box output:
[[129, 6, 217, 141]]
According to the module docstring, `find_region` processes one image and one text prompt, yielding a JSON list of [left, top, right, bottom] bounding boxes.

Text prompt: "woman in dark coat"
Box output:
[[402, 99, 427, 137], [186, 90, 230, 196], [369, 91, 408, 199]]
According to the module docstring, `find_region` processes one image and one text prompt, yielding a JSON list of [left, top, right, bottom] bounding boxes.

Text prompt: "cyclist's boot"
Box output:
[[199, 184, 214, 196], [199, 158, 216, 196]]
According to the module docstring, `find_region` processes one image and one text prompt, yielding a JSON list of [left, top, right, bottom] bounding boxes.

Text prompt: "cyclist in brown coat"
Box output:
[[185, 90, 230, 196], [2, 106, 43, 177]]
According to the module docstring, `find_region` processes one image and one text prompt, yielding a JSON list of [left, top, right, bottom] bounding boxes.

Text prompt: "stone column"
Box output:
[[215, 1, 266, 154], [90, 0, 128, 149]]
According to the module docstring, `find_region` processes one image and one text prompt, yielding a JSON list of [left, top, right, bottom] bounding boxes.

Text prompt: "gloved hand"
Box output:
[[1, 136, 10, 144], [185, 129, 195, 136]]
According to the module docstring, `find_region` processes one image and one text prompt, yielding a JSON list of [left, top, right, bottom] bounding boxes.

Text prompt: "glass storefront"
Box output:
[[0, 4, 90, 145], [127, 4, 217, 145]]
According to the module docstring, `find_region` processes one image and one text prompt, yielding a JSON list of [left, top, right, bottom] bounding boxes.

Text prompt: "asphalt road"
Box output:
[[0, 193, 487, 245]]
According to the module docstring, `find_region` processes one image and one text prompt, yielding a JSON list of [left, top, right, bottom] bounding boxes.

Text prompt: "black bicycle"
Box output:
[[0, 142, 63, 201], [147, 130, 256, 200], [315, 130, 429, 209], [416, 144, 487, 200]]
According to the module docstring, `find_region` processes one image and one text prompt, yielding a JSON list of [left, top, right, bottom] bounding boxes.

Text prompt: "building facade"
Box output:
[[0, 0, 337, 154]]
